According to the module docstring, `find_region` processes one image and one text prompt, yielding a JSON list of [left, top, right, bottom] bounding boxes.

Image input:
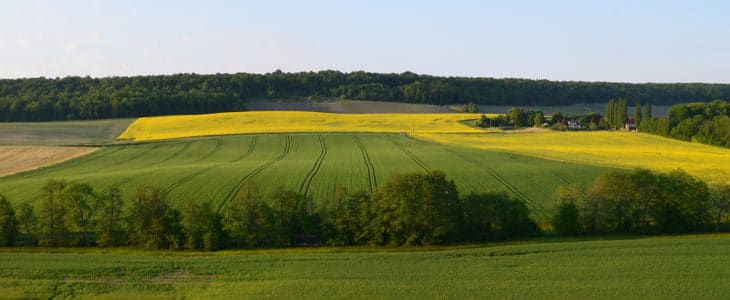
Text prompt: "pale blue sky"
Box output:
[[1, 0, 729, 82]]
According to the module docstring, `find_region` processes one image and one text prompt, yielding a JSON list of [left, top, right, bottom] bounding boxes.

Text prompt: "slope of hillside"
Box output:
[[0, 133, 611, 220]]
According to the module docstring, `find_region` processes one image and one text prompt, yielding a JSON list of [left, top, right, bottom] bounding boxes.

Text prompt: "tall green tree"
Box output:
[[645, 103, 653, 119], [15, 203, 37, 245], [97, 187, 124, 247], [533, 112, 544, 127], [606, 99, 616, 129], [182, 201, 222, 251], [0, 195, 19, 246], [616, 98, 629, 129], [223, 180, 273, 248], [507, 107, 527, 127], [634, 102, 642, 128], [39, 179, 67, 246], [711, 179, 729, 232], [551, 185, 584, 235], [128, 186, 181, 249], [364, 171, 460, 246], [61, 183, 98, 246], [328, 186, 366, 245], [652, 169, 712, 233]]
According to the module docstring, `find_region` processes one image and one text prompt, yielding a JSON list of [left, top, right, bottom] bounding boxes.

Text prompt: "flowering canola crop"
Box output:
[[414, 131, 730, 183], [117, 111, 489, 141]]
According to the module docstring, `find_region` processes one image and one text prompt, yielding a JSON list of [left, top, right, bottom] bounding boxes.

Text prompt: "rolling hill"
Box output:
[[0, 133, 611, 221]]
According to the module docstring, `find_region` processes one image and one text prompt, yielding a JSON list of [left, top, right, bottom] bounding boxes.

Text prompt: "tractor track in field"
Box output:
[[353, 136, 377, 193], [299, 134, 327, 197], [161, 139, 227, 196], [217, 135, 292, 212], [230, 136, 257, 162], [393, 141, 431, 173], [164, 138, 254, 197], [438, 149, 480, 192], [197, 139, 224, 162], [551, 171, 588, 196], [154, 142, 192, 165], [103, 142, 194, 195], [444, 149, 539, 207]]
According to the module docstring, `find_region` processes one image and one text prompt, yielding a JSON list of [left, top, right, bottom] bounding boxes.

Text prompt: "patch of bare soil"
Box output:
[[0, 146, 98, 177]]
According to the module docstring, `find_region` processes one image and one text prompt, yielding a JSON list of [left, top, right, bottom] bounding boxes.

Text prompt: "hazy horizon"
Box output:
[[2, 1, 729, 83]]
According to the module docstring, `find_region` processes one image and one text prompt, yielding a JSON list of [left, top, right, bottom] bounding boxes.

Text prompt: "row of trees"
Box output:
[[1, 169, 727, 249], [4, 71, 730, 122], [552, 169, 729, 235], [0, 171, 540, 249], [640, 100, 730, 147]]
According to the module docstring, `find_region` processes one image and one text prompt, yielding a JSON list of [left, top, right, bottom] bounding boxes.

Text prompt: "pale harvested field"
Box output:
[[0, 146, 98, 177]]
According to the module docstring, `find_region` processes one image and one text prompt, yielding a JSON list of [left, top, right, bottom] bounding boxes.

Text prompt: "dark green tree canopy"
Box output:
[[3, 71, 730, 122]]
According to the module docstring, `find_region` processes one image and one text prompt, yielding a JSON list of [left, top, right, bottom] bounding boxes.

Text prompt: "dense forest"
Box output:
[[0, 169, 726, 250], [3, 71, 730, 121]]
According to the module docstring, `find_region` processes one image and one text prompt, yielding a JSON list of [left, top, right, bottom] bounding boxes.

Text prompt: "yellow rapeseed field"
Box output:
[[414, 131, 730, 183], [117, 111, 490, 141]]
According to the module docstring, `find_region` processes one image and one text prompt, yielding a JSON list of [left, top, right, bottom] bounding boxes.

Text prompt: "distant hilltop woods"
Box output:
[[2, 70, 730, 122]]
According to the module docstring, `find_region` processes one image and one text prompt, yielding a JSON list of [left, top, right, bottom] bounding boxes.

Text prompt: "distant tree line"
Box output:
[[4, 71, 730, 122], [0, 171, 540, 249]]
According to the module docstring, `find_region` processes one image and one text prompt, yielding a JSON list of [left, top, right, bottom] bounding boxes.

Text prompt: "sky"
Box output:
[[1, 0, 729, 83]]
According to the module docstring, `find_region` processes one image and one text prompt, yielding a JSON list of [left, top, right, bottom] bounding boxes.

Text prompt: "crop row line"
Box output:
[[217, 135, 292, 212], [353, 136, 377, 193], [299, 134, 327, 197], [393, 141, 431, 173]]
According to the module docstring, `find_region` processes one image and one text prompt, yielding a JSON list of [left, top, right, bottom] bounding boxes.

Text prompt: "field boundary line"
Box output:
[[15, 146, 126, 179]]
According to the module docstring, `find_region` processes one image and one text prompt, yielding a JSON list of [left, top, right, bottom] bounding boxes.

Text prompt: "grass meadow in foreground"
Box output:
[[0, 234, 728, 299], [117, 111, 496, 141], [415, 131, 730, 184]]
